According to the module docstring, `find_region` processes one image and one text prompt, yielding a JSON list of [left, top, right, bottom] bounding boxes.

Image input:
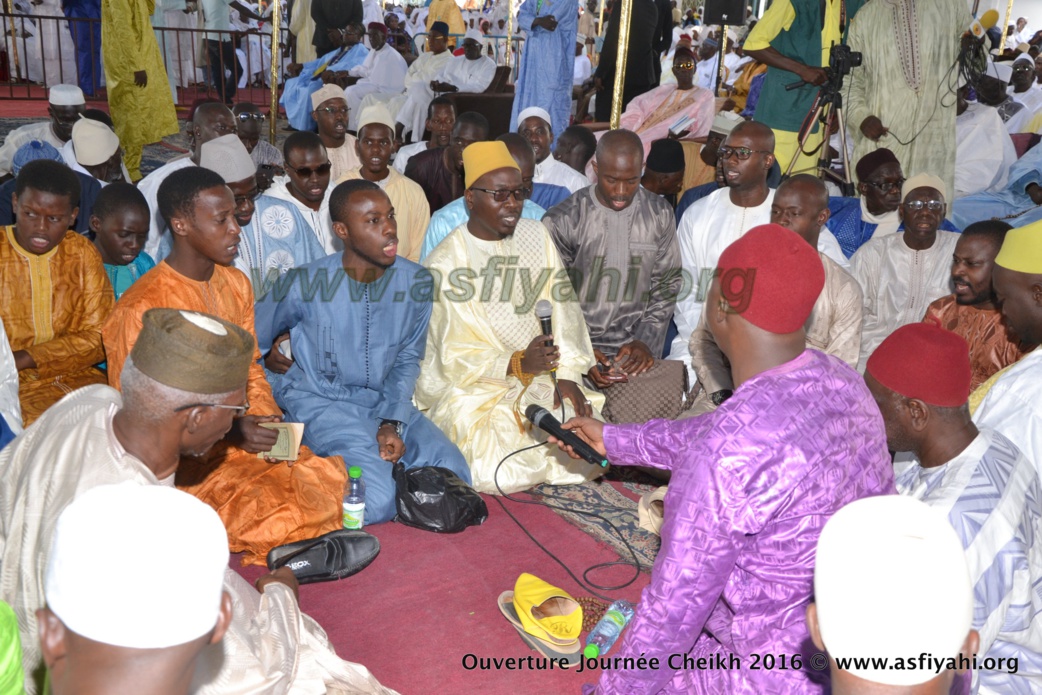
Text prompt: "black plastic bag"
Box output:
[[393, 463, 488, 533]]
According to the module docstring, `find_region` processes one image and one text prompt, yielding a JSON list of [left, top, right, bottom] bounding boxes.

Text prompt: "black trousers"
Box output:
[[206, 39, 239, 104]]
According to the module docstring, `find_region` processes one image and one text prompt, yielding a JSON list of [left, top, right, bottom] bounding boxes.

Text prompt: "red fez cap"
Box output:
[[866, 322, 971, 407], [368, 22, 388, 34], [716, 224, 825, 334], [855, 148, 901, 182]]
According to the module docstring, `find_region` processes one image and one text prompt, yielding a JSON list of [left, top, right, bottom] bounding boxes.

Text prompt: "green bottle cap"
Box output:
[[583, 644, 599, 659], [348, 466, 363, 479]]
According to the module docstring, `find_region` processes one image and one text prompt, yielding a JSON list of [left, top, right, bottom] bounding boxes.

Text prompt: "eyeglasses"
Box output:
[[863, 178, 906, 193], [287, 162, 332, 177], [901, 199, 945, 212], [675, 61, 695, 70], [472, 187, 527, 202], [315, 106, 349, 116], [717, 146, 771, 161], [174, 401, 250, 417], [234, 188, 260, 205], [237, 112, 266, 121], [209, 122, 238, 135], [1013, 63, 1034, 72]]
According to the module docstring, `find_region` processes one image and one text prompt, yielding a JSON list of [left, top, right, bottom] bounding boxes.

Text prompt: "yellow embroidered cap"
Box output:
[[995, 220, 1042, 274], [463, 141, 520, 189]]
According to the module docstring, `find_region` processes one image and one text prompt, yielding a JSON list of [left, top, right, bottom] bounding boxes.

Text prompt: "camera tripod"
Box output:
[[786, 88, 856, 196]]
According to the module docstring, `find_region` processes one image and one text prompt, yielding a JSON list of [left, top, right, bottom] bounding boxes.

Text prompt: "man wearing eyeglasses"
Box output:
[[232, 103, 284, 191], [851, 174, 960, 371], [417, 141, 604, 494]]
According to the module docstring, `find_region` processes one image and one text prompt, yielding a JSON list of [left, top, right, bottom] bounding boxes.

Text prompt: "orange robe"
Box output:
[[102, 261, 348, 565], [0, 227, 112, 425], [924, 294, 1037, 391]]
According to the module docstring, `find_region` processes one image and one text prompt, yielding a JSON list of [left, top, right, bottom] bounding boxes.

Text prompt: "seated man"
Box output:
[[0, 85, 84, 179], [866, 323, 1042, 692], [396, 29, 496, 143], [336, 104, 430, 262], [955, 81, 1016, 199], [197, 135, 324, 288], [342, 23, 408, 132], [810, 496, 978, 694], [517, 106, 589, 194], [953, 138, 1042, 230], [416, 141, 604, 494], [310, 84, 361, 183], [829, 148, 960, 259], [557, 224, 894, 693], [384, 22, 452, 144], [640, 138, 685, 208], [542, 130, 682, 416], [393, 96, 455, 174], [690, 175, 863, 414], [102, 167, 348, 566], [280, 22, 368, 132], [232, 103, 284, 191], [0, 160, 112, 426], [0, 308, 391, 695], [265, 131, 338, 253], [39, 484, 233, 695], [0, 140, 100, 237], [405, 111, 489, 213], [674, 110, 743, 222], [852, 174, 960, 370], [420, 133, 546, 261], [89, 182, 154, 301], [62, 117, 125, 186], [255, 180, 471, 524], [552, 124, 597, 176], [925, 220, 1034, 390]]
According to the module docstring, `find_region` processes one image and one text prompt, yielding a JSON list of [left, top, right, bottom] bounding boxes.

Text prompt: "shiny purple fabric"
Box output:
[[593, 350, 896, 694]]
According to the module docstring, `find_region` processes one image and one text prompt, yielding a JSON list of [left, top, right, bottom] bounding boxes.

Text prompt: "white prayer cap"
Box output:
[[814, 495, 972, 686], [200, 133, 257, 184], [517, 106, 552, 128], [72, 117, 119, 166], [902, 172, 947, 201], [357, 103, 396, 135], [311, 83, 346, 110], [464, 28, 484, 43], [45, 483, 229, 649], [710, 109, 743, 135], [48, 84, 84, 106], [1014, 52, 1034, 66], [993, 61, 1014, 82]]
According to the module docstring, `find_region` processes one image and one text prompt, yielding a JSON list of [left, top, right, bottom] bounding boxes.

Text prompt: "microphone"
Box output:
[[535, 299, 556, 373], [525, 405, 609, 468], [970, 9, 998, 40]]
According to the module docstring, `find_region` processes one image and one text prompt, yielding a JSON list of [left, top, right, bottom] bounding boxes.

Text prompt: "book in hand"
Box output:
[[258, 422, 305, 461], [668, 113, 699, 137]]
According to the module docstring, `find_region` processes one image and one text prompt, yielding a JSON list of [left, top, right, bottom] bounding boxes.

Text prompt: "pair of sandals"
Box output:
[[498, 573, 584, 666]]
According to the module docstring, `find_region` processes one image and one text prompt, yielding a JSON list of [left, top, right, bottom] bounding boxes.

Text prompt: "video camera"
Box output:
[[827, 43, 862, 79]]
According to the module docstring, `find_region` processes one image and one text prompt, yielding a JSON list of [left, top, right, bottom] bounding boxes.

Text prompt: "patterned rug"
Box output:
[[0, 116, 290, 177], [526, 474, 662, 573]]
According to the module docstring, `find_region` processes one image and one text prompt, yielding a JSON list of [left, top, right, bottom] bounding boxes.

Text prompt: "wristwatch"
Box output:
[[379, 420, 404, 437], [709, 389, 733, 406]]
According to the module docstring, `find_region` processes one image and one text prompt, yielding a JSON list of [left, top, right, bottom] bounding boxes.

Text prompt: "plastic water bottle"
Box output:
[[583, 600, 636, 658], [342, 466, 365, 529]]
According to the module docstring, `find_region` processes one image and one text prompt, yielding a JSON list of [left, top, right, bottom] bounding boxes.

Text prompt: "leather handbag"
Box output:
[[600, 359, 691, 424]]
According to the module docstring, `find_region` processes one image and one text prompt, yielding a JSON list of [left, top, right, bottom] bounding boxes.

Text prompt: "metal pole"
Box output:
[[268, 0, 281, 143], [506, 0, 513, 68], [610, 0, 632, 129], [999, 0, 1015, 55], [4, 0, 20, 83], [715, 25, 727, 96]]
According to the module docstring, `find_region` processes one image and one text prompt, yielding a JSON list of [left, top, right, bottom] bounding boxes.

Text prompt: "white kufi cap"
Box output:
[[45, 483, 229, 649], [814, 495, 973, 686], [72, 117, 119, 166], [199, 133, 257, 183], [357, 103, 396, 134], [48, 84, 84, 106], [517, 106, 552, 128]]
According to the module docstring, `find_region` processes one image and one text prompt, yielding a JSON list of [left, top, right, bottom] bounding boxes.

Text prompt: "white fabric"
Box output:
[[138, 156, 194, 260], [850, 230, 959, 371], [0, 121, 63, 177], [1009, 83, 1042, 117], [858, 196, 902, 239], [976, 347, 1042, 479], [200, 133, 258, 182], [46, 484, 228, 649], [71, 118, 119, 166], [0, 317, 21, 436], [48, 84, 84, 106], [346, 45, 408, 130], [388, 49, 452, 139], [517, 106, 551, 125], [573, 54, 591, 86], [438, 53, 496, 94], [533, 155, 589, 194], [264, 176, 340, 254], [31, 0, 77, 88], [393, 140, 428, 174], [955, 102, 1017, 198], [815, 495, 973, 687]]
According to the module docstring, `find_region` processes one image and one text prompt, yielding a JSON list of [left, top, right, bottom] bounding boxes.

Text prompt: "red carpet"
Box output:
[[233, 485, 651, 695]]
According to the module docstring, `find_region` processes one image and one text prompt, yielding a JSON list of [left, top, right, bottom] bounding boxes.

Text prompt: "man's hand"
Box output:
[[228, 414, 283, 458], [615, 340, 654, 376], [255, 566, 300, 601], [533, 15, 558, 31], [587, 347, 627, 389], [256, 164, 283, 191], [376, 423, 406, 463], [549, 415, 606, 458], [264, 333, 294, 374], [554, 379, 593, 417], [134, 70, 147, 87], [520, 334, 560, 375], [859, 115, 888, 141], [1028, 183, 1042, 205], [13, 350, 35, 371], [430, 80, 457, 92], [798, 65, 828, 86], [327, 27, 343, 47], [286, 62, 303, 77]]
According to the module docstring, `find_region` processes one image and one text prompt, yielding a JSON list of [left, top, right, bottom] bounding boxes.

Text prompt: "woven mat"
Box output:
[[525, 475, 662, 573]]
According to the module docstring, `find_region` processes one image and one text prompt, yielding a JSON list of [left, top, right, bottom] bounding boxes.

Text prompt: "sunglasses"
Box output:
[[717, 146, 771, 161], [287, 162, 332, 177], [472, 187, 528, 202], [863, 178, 905, 193], [901, 200, 945, 212], [237, 112, 266, 121], [675, 61, 695, 70]]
